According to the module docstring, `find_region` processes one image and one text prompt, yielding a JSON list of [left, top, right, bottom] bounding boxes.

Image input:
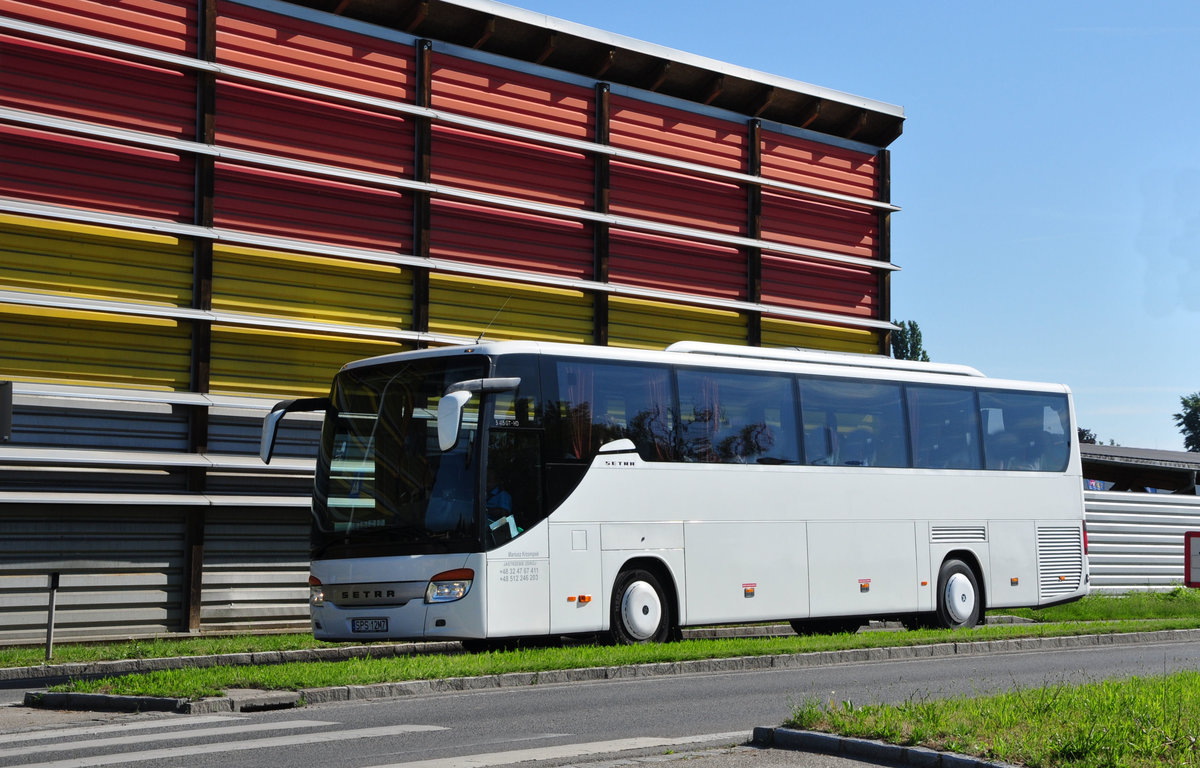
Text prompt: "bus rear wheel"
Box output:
[[935, 559, 981, 629], [610, 569, 672, 644]]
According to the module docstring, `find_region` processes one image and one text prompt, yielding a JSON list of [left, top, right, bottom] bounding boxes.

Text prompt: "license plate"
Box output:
[[351, 617, 388, 633]]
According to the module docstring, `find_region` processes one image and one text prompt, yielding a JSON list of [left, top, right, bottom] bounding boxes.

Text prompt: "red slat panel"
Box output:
[[0, 125, 194, 220], [430, 200, 593, 280], [431, 53, 593, 140], [213, 162, 409, 251], [215, 80, 412, 176], [760, 130, 878, 200], [609, 161, 745, 235], [609, 96, 745, 171], [761, 192, 878, 261], [760, 254, 877, 318], [1, 35, 195, 139], [3, 0, 196, 55], [430, 126, 592, 209], [216, 1, 411, 102], [609, 228, 745, 301]]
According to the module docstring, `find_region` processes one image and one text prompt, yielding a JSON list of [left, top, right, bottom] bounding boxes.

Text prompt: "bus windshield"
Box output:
[[313, 355, 489, 559]]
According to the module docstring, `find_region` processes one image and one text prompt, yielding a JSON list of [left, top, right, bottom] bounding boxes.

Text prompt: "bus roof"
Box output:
[[339, 340, 1070, 394]]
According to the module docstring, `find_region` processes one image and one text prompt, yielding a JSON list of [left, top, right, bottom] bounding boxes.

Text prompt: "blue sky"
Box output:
[[509, 0, 1199, 451]]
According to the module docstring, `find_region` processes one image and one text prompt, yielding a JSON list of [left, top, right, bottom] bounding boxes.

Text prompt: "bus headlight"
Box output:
[[309, 575, 325, 607], [426, 568, 474, 603]]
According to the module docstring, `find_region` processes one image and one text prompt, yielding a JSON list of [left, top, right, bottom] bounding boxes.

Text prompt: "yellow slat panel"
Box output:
[[762, 316, 882, 354], [212, 244, 411, 328], [429, 274, 592, 344], [209, 325, 403, 397], [0, 305, 190, 391], [607, 296, 746, 349], [0, 214, 193, 307]]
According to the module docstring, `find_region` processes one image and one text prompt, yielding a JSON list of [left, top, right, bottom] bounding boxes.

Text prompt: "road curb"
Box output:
[[753, 726, 1018, 768], [18, 627, 1200, 715]]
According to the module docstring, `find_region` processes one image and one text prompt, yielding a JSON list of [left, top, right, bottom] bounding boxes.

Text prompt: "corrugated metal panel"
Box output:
[[1, 214, 193, 307], [609, 95, 745, 170], [761, 192, 879, 262], [1, 124, 195, 222], [208, 325, 401, 397], [211, 243, 411, 328], [609, 161, 745, 236], [0, 304, 192, 390], [760, 129, 878, 201], [607, 296, 745, 349], [761, 317, 881, 354], [1, 34, 196, 139], [0, 505, 186, 645], [430, 199, 593, 279], [11, 394, 188, 452], [215, 79, 412, 176], [3, 0, 196, 56], [431, 52, 593, 140], [216, 0, 411, 101], [761, 253, 878, 320], [212, 161, 409, 250], [428, 274, 593, 344], [1084, 490, 1200, 592], [608, 227, 745, 301], [200, 508, 309, 633], [431, 125, 593, 209]]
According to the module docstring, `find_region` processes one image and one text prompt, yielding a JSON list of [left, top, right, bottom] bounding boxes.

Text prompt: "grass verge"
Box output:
[[49, 618, 1200, 700], [8, 590, 1197, 670], [785, 671, 1200, 767]]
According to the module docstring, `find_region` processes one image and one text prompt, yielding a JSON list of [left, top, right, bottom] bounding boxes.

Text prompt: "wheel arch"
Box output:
[[940, 548, 987, 611], [611, 555, 682, 631]]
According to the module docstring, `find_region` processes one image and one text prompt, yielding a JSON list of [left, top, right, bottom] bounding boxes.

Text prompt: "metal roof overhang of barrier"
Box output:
[[287, 0, 906, 147], [1081, 444, 1200, 494]]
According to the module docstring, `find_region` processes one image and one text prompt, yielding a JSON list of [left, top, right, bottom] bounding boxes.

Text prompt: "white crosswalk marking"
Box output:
[[364, 731, 750, 768], [0, 719, 334, 759], [5, 724, 446, 768], [0, 716, 241, 745]]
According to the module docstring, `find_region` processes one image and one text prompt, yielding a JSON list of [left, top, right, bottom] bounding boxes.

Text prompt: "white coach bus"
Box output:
[[260, 340, 1088, 645]]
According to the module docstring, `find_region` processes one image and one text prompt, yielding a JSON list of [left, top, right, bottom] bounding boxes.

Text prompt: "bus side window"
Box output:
[[907, 386, 982, 470], [676, 369, 799, 465], [798, 377, 909, 468], [980, 391, 1070, 472]]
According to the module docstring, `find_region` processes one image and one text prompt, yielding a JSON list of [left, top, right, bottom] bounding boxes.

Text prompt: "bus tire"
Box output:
[[610, 568, 672, 644], [935, 559, 981, 629]]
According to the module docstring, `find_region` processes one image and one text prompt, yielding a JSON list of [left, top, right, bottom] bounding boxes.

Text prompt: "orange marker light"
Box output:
[[567, 596, 577, 602], [578, 595, 592, 604]]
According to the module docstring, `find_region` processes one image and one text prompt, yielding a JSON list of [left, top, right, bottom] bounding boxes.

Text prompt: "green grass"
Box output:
[[1008, 586, 1200, 623], [785, 671, 1200, 767], [48, 618, 1200, 700]]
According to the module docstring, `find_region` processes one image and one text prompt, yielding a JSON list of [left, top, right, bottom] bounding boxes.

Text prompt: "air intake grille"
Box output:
[[1037, 526, 1083, 599], [931, 525, 987, 542]]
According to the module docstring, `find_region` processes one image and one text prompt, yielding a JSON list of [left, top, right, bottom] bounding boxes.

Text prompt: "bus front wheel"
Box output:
[[610, 569, 672, 644], [935, 559, 981, 629]]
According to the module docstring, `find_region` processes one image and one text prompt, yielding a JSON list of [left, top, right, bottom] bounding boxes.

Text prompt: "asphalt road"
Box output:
[[3, 638, 1199, 767]]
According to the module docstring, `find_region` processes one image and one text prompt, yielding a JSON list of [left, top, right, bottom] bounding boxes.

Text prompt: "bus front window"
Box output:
[[313, 356, 488, 559]]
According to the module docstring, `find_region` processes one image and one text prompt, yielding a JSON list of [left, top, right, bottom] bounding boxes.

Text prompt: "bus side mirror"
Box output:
[[438, 390, 473, 452], [260, 397, 331, 464]]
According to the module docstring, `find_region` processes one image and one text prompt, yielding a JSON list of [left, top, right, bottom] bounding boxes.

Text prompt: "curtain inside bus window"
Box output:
[[979, 391, 1070, 472], [906, 386, 983, 470], [676, 369, 800, 464], [798, 377, 909, 468]]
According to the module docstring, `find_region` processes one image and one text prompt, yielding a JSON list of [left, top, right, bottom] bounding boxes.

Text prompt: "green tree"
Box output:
[[1078, 427, 1097, 445], [1174, 393, 1200, 452], [891, 320, 930, 362]]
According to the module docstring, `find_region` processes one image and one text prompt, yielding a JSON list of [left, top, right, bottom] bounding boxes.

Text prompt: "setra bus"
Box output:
[[260, 340, 1088, 644]]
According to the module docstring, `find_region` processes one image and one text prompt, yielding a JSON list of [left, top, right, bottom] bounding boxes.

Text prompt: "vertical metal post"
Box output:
[[45, 572, 60, 661]]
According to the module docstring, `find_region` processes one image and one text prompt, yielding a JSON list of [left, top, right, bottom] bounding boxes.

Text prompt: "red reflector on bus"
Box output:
[[432, 568, 474, 582], [308, 575, 322, 586]]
